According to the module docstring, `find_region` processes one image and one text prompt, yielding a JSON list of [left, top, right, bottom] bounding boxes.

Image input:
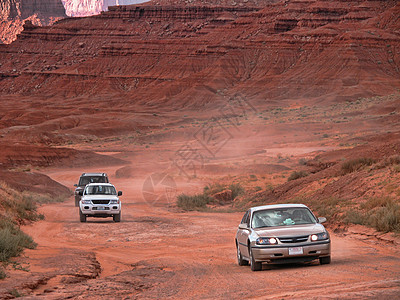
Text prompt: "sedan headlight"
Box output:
[[110, 199, 120, 204], [310, 232, 329, 241], [81, 200, 91, 204], [256, 237, 278, 245]]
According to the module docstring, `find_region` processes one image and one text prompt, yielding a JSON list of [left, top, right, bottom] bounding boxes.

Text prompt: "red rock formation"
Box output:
[[0, 0, 398, 107], [0, 0, 66, 44]]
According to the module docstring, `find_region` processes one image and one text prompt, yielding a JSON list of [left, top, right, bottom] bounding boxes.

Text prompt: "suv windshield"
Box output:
[[85, 185, 116, 195], [252, 208, 317, 229], [79, 176, 107, 186]]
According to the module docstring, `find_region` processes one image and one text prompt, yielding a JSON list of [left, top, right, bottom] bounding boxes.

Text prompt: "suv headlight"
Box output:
[[81, 200, 91, 204], [256, 237, 278, 245], [310, 232, 329, 241], [110, 199, 120, 204]]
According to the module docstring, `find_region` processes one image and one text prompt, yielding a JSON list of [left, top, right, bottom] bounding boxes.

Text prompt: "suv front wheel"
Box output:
[[79, 210, 86, 223], [113, 212, 121, 222]]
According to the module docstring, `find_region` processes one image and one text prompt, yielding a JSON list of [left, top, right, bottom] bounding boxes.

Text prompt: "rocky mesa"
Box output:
[[0, 0, 67, 44]]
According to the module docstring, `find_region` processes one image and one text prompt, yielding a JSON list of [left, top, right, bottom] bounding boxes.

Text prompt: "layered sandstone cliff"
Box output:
[[61, 0, 149, 17], [0, 0, 66, 44], [0, 1, 399, 107]]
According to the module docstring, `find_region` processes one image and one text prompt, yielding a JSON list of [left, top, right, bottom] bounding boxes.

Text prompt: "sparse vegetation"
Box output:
[[0, 267, 6, 279], [299, 158, 308, 165], [203, 182, 244, 200], [341, 157, 376, 175], [177, 194, 212, 211], [345, 197, 400, 232], [0, 219, 36, 262], [288, 170, 309, 181], [8, 289, 21, 298], [0, 182, 67, 270], [177, 182, 245, 211]]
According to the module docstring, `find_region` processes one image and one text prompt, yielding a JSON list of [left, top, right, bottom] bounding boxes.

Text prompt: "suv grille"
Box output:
[[278, 235, 309, 243], [91, 200, 110, 205]]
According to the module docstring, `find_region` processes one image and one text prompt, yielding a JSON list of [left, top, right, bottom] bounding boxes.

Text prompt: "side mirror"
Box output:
[[118, 191, 122, 196], [318, 217, 327, 223], [74, 184, 78, 187], [238, 223, 248, 230]]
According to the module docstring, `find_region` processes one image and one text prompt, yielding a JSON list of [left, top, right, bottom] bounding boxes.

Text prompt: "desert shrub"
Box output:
[[15, 196, 40, 222], [287, 170, 309, 181], [341, 157, 375, 175], [177, 194, 212, 211], [21, 191, 66, 204], [203, 182, 244, 200], [387, 155, 400, 165], [369, 201, 400, 232], [345, 197, 400, 232], [249, 174, 257, 181], [0, 219, 36, 262], [344, 210, 367, 225], [373, 155, 400, 170], [228, 183, 244, 199], [0, 267, 6, 280], [298, 158, 308, 165], [203, 183, 225, 195], [8, 289, 21, 297], [360, 196, 393, 210]]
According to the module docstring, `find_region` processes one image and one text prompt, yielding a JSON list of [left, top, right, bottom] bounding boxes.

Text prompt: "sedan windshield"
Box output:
[[252, 208, 316, 228], [85, 185, 116, 195]]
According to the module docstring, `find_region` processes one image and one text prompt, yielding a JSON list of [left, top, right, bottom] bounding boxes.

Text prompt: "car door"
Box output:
[[237, 210, 251, 258]]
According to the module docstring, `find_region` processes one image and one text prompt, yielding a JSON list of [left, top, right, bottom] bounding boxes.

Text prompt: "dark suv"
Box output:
[[74, 173, 109, 206]]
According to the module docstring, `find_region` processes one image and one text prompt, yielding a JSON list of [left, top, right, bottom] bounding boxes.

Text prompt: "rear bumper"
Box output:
[[251, 241, 330, 263]]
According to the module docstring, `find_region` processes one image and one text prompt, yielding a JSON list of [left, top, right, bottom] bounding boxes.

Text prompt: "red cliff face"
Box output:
[[0, 0, 66, 44], [0, 0, 399, 108]]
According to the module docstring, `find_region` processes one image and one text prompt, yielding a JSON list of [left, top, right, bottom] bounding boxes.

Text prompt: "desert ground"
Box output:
[[1, 104, 400, 298]]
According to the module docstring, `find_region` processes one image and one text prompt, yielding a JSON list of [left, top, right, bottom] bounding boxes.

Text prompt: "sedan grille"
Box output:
[[91, 200, 110, 205], [278, 235, 309, 243]]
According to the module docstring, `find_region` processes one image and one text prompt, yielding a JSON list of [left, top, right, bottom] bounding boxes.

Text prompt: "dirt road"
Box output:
[[1, 164, 399, 299]]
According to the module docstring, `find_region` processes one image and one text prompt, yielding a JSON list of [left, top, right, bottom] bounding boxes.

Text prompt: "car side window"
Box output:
[[245, 212, 250, 226], [241, 211, 249, 224]]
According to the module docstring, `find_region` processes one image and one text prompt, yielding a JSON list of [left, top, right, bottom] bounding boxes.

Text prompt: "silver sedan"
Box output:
[[235, 204, 331, 271]]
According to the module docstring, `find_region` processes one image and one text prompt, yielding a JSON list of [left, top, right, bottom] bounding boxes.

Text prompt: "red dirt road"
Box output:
[[1, 165, 397, 299]]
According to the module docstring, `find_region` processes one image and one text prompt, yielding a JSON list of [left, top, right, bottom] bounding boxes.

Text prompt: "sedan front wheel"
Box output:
[[237, 242, 248, 266], [249, 246, 262, 271]]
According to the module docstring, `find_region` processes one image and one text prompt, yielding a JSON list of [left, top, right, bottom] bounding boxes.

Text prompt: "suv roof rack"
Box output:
[[81, 173, 108, 176]]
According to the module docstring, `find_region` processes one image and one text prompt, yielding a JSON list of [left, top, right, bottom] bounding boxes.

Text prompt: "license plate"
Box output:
[[97, 206, 105, 210], [289, 247, 303, 255]]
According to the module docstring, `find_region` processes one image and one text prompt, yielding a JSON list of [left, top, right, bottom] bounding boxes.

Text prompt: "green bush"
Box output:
[[344, 210, 367, 225], [203, 182, 244, 200], [287, 170, 309, 181], [369, 201, 400, 232], [177, 194, 212, 211], [0, 219, 36, 262], [345, 197, 400, 232], [341, 157, 375, 175], [228, 183, 244, 199]]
